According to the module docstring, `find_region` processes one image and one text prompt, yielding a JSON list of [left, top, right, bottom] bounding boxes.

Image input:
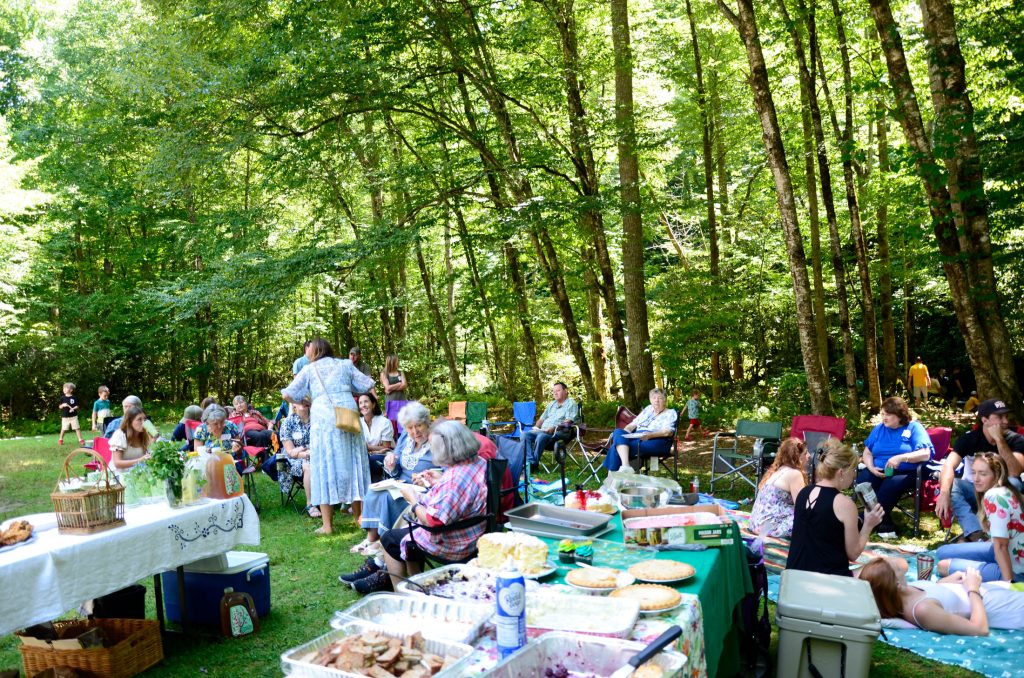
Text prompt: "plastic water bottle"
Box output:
[[691, 476, 700, 494], [495, 560, 526, 659], [753, 438, 764, 459]]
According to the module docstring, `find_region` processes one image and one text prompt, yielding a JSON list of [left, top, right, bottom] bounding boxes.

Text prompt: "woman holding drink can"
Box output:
[[856, 397, 934, 533]]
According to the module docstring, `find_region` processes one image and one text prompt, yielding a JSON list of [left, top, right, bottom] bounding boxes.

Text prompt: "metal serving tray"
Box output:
[[479, 631, 687, 678], [394, 564, 540, 602], [504, 502, 614, 537], [281, 620, 473, 678], [330, 593, 492, 645]]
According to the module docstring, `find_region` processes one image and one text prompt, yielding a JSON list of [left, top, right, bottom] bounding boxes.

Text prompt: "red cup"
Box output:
[[940, 511, 953, 530]]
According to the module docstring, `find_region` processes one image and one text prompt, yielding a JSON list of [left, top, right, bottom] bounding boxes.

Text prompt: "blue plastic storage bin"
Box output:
[[161, 550, 270, 626]]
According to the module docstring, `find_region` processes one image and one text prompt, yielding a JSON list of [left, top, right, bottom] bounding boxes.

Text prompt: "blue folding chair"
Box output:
[[489, 401, 537, 439]]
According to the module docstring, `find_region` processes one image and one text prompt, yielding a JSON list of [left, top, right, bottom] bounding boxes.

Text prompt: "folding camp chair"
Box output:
[[489, 401, 537, 439], [465, 402, 488, 432], [84, 437, 113, 472], [790, 414, 847, 481], [893, 426, 952, 538], [405, 458, 506, 569], [636, 416, 683, 482], [385, 399, 410, 436], [448, 401, 467, 425], [710, 419, 783, 494]]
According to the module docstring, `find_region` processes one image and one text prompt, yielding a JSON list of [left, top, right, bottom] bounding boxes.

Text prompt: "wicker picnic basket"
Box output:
[[19, 618, 163, 678], [50, 448, 126, 535]]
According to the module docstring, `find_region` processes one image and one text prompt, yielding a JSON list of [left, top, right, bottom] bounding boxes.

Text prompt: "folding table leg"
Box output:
[[154, 573, 165, 632], [176, 565, 189, 634]]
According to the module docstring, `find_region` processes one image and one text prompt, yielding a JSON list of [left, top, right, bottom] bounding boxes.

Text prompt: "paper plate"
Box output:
[[897, 544, 928, 555]]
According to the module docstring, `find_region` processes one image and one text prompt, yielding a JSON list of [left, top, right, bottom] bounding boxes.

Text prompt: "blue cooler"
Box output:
[[161, 551, 270, 626]]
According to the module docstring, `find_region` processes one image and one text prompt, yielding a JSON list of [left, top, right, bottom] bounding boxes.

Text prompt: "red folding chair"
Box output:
[[790, 415, 847, 482], [84, 437, 112, 472]]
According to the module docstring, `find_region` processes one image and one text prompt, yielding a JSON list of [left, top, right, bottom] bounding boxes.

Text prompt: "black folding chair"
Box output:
[[405, 458, 507, 570]]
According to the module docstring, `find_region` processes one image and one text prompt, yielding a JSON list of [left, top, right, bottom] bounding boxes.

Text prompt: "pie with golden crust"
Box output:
[[609, 584, 682, 611], [627, 559, 696, 582], [631, 665, 665, 678], [565, 566, 619, 589]]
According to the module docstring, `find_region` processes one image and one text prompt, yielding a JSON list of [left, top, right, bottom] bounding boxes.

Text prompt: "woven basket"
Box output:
[[19, 618, 163, 678], [51, 449, 126, 535]]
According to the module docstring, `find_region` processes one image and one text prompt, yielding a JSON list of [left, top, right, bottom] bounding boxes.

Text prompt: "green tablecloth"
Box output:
[[537, 518, 752, 677]]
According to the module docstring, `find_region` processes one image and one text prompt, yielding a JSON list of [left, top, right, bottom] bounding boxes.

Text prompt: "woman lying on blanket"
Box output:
[[860, 557, 1024, 634], [750, 437, 808, 538], [786, 439, 884, 576]]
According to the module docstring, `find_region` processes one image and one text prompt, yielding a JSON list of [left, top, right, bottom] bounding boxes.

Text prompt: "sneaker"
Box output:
[[339, 557, 381, 584], [57, 439, 64, 445], [352, 569, 393, 594], [619, 466, 635, 474]]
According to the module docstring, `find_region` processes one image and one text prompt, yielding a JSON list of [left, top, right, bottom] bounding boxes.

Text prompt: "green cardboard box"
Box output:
[[621, 504, 735, 547]]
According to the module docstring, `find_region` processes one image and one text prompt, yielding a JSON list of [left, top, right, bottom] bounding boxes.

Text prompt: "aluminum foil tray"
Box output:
[[394, 563, 540, 602], [330, 593, 492, 645], [505, 502, 614, 537], [281, 620, 473, 678], [525, 591, 639, 639], [480, 631, 687, 678]]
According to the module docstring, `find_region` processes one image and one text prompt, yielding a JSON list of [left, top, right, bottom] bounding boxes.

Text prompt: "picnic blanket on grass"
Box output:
[[767, 575, 1021, 678]]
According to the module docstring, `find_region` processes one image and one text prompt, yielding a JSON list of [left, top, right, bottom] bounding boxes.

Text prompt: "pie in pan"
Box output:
[[565, 566, 619, 589], [627, 559, 696, 582], [610, 584, 682, 611]]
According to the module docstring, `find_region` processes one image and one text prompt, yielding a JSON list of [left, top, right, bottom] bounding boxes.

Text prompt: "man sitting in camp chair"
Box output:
[[522, 381, 579, 470]]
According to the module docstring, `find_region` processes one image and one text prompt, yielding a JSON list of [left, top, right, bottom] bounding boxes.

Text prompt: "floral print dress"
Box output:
[[749, 474, 797, 538]]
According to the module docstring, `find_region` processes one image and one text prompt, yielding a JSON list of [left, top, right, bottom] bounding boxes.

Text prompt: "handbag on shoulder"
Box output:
[[313, 363, 361, 435]]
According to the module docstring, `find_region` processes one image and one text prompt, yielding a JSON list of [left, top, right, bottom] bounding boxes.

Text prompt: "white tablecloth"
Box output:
[[0, 496, 260, 636]]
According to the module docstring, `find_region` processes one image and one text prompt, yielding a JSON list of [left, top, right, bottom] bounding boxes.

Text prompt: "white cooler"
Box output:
[[775, 569, 881, 678]]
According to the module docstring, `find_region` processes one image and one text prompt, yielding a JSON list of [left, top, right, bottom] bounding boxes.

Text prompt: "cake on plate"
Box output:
[[564, 489, 616, 514], [476, 532, 549, 574]]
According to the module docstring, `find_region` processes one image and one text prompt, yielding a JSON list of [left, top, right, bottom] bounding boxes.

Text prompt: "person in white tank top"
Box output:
[[859, 557, 1024, 634]]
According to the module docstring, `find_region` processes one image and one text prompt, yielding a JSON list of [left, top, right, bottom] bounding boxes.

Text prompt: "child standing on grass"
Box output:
[[58, 382, 85, 446], [92, 385, 112, 432], [684, 389, 704, 441]]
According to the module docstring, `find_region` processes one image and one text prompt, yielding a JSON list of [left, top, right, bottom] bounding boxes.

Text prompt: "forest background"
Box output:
[[0, 0, 1022, 433]]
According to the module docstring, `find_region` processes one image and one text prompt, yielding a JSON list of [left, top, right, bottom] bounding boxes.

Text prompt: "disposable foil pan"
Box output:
[[525, 591, 639, 639], [330, 593, 493, 645], [480, 631, 688, 678], [394, 563, 540, 602], [281, 620, 474, 678], [504, 502, 614, 537]]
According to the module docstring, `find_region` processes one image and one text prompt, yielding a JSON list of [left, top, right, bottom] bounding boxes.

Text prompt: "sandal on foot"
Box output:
[[350, 537, 371, 554], [314, 526, 332, 535], [306, 505, 322, 518], [359, 541, 383, 556]]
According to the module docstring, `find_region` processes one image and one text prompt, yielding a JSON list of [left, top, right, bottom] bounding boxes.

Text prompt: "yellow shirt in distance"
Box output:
[[909, 362, 929, 387]]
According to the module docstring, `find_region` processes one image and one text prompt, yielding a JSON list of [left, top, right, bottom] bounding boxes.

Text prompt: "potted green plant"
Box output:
[[149, 440, 187, 508]]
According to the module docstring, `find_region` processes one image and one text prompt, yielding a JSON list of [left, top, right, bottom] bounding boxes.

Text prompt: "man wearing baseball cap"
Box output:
[[936, 399, 1024, 541]]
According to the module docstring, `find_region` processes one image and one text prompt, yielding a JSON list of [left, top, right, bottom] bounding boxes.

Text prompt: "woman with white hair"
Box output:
[[192, 404, 241, 454], [343, 420, 488, 594], [602, 388, 678, 472], [348, 402, 436, 558]]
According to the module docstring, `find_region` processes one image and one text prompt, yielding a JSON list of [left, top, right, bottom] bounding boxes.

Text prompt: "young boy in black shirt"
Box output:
[[58, 382, 85, 446]]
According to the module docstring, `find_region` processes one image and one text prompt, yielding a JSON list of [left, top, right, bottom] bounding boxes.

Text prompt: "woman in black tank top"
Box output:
[[787, 440, 885, 576]]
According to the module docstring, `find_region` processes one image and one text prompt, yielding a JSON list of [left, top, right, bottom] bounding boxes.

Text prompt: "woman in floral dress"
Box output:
[[750, 437, 808, 538], [282, 338, 375, 534]]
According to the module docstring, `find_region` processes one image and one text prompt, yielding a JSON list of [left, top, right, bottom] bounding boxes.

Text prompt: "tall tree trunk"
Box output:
[[548, 0, 635, 405], [582, 253, 609, 400], [826, 0, 882, 411], [685, 0, 722, 402], [867, 0, 1022, 414], [801, 75, 830, 375], [414, 235, 464, 393], [505, 243, 544, 402], [716, 0, 833, 414], [876, 106, 898, 390], [780, 0, 858, 419], [610, 0, 655, 401]]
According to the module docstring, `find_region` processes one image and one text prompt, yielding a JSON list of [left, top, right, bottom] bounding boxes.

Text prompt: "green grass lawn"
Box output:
[[0, 431, 980, 677]]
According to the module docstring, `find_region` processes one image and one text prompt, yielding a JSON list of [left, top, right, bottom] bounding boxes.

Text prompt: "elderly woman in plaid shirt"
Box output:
[[375, 420, 489, 589]]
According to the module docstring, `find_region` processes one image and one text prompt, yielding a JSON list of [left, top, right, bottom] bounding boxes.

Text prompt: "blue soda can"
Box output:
[[495, 565, 527, 659]]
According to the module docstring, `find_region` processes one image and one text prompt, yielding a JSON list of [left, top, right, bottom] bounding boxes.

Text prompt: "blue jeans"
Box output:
[[522, 428, 571, 465], [855, 464, 920, 522], [936, 541, 1024, 582], [951, 477, 982, 535], [602, 429, 674, 472]]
